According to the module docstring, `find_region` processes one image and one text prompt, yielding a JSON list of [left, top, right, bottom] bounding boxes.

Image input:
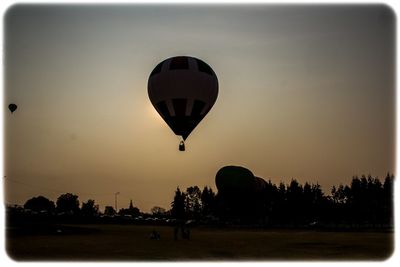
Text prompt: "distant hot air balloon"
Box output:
[[148, 56, 218, 151], [8, 103, 17, 113]]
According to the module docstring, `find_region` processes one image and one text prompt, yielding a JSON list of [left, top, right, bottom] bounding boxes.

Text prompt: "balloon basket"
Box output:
[[179, 141, 185, 151]]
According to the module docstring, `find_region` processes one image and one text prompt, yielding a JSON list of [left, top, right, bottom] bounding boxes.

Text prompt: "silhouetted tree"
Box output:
[[383, 173, 394, 225], [24, 196, 55, 213], [367, 175, 383, 225], [331, 184, 349, 204], [311, 183, 328, 222], [201, 186, 216, 216], [151, 206, 167, 217], [263, 180, 279, 224], [185, 186, 202, 220], [267, 182, 287, 225], [171, 187, 186, 220], [345, 175, 377, 225], [81, 199, 99, 217], [286, 179, 303, 225], [56, 193, 80, 215], [104, 206, 116, 216], [302, 182, 313, 222], [329, 184, 350, 225]]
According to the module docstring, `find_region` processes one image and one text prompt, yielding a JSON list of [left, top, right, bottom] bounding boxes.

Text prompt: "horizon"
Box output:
[[4, 172, 395, 213]]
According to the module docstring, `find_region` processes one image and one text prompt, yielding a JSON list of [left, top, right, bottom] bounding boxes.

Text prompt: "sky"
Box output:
[[3, 4, 395, 212]]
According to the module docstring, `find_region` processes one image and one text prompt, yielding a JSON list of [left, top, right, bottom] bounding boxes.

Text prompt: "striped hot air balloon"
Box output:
[[148, 56, 218, 151]]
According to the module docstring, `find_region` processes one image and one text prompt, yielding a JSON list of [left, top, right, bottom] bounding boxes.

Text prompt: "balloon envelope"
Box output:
[[148, 56, 218, 140], [8, 103, 17, 113], [215, 166, 256, 194], [215, 166, 268, 195], [254, 176, 268, 193]]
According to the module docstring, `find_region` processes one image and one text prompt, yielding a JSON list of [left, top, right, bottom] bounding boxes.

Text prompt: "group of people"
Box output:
[[149, 220, 192, 241], [149, 229, 161, 240], [173, 223, 190, 240]]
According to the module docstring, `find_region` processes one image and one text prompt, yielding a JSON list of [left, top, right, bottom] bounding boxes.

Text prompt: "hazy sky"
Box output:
[[4, 4, 395, 212]]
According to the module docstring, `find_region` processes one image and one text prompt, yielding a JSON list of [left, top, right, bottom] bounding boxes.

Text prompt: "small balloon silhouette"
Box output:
[[8, 103, 17, 113]]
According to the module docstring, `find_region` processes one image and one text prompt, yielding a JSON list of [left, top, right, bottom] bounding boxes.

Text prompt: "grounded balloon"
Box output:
[[148, 56, 218, 149], [8, 103, 17, 113], [254, 176, 268, 193], [216, 166, 256, 194], [215, 166, 267, 195]]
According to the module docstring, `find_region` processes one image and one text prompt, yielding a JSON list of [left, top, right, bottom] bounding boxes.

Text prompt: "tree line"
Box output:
[[8, 173, 394, 228], [12, 193, 140, 218], [171, 173, 394, 227]]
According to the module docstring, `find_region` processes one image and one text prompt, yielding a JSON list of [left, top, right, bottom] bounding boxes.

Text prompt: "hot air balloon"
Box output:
[[215, 166, 268, 196], [8, 103, 17, 113], [216, 166, 256, 195], [148, 56, 218, 151], [254, 176, 268, 193], [215, 166, 268, 222]]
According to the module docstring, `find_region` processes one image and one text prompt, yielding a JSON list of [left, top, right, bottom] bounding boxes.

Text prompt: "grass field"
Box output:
[[6, 224, 393, 261]]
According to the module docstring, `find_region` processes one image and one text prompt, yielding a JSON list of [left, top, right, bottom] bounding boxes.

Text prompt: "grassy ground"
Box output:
[[6, 224, 394, 261]]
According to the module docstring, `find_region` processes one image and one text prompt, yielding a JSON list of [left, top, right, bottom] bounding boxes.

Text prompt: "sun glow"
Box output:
[[146, 102, 163, 124]]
